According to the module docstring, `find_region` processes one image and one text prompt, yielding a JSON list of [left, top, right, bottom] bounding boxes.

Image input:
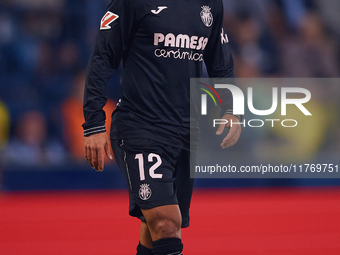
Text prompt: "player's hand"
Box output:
[[84, 132, 113, 172], [215, 114, 241, 149]]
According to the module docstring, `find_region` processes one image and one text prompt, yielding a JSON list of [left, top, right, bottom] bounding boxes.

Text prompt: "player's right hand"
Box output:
[[216, 114, 241, 149], [84, 132, 113, 172]]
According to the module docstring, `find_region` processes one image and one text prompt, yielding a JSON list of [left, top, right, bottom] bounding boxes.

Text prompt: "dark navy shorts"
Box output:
[[111, 139, 195, 228]]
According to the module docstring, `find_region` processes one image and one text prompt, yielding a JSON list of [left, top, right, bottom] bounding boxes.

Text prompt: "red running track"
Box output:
[[1, 188, 340, 255]]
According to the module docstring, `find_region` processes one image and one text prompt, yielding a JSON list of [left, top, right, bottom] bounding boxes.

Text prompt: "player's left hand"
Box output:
[[216, 114, 241, 149]]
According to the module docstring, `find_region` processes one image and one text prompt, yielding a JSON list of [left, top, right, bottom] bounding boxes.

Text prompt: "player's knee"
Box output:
[[151, 218, 181, 238]]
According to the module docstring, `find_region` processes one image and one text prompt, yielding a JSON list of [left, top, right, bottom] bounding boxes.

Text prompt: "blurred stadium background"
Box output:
[[1, 0, 340, 254]]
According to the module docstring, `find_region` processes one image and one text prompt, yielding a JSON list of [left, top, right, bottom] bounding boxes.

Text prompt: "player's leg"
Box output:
[[139, 148, 194, 255], [142, 204, 183, 255], [140, 221, 153, 249], [141, 204, 181, 240], [111, 139, 184, 255], [136, 147, 193, 249], [111, 140, 152, 255], [137, 150, 195, 255]]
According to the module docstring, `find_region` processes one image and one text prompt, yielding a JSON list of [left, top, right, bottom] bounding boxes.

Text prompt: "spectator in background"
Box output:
[[279, 0, 307, 31], [314, 0, 340, 39], [61, 71, 116, 163], [280, 12, 340, 77], [231, 12, 279, 76], [0, 100, 10, 188], [5, 110, 66, 166], [58, 41, 81, 75], [0, 100, 10, 149]]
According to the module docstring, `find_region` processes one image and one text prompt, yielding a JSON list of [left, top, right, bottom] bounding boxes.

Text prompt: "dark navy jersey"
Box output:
[[83, 0, 236, 150]]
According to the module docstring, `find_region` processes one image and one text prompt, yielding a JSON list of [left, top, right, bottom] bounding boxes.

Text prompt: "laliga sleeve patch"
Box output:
[[100, 11, 119, 30]]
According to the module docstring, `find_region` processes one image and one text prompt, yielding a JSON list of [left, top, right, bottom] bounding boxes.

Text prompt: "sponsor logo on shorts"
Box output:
[[139, 183, 152, 200]]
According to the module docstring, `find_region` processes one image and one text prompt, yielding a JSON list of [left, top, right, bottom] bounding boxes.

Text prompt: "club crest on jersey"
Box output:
[[100, 11, 119, 30], [139, 183, 152, 200], [200, 6, 213, 27]]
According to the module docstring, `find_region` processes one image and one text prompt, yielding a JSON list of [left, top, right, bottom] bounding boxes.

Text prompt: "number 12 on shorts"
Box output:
[[135, 153, 163, 181]]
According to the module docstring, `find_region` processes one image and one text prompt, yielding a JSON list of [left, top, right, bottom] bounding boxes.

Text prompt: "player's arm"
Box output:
[[203, 0, 242, 149], [83, 0, 138, 171]]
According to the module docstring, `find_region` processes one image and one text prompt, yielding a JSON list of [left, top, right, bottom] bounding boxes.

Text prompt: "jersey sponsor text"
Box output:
[[154, 33, 208, 50], [154, 33, 208, 61]]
